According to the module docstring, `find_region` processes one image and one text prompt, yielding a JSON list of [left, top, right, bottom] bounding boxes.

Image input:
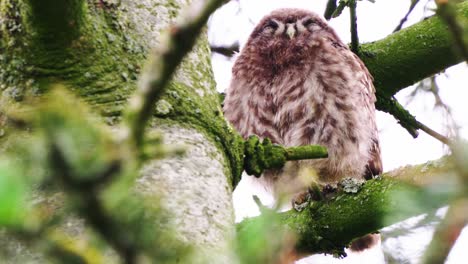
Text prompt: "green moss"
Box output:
[[238, 157, 458, 255], [0, 0, 244, 188], [151, 77, 244, 187], [360, 1, 468, 96]]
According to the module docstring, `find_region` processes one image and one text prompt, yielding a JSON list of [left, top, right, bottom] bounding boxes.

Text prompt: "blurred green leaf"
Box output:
[[0, 160, 27, 227]]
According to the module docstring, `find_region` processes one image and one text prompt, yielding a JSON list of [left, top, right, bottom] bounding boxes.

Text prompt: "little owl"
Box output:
[[223, 9, 382, 251]]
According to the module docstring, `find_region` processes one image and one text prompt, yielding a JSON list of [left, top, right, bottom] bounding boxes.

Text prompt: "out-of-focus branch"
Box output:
[[124, 0, 226, 151], [324, 0, 338, 20], [422, 141, 468, 264], [435, 0, 468, 62], [422, 200, 468, 264], [49, 142, 137, 264]]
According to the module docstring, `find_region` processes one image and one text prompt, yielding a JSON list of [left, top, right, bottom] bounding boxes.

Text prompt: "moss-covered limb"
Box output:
[[435, 0, 468, 62], [375, 92, 451, 143], [360, 1, 468, 96], [237, 157, 460, 255], [123, 0, 226, 150], [243, 136, 328, 177]]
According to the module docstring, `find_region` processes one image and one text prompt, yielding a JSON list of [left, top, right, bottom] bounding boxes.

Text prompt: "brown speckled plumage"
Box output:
[[224, 8, 381, 187], [224, 9, 382, 242], [224, 8, 382, 251]]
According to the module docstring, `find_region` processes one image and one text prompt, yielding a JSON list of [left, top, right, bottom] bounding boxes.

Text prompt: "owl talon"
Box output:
[[292, 191, 311, 212]]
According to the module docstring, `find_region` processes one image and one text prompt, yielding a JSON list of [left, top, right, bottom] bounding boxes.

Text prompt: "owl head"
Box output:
[[249, 8, 332, 41], [235, 8, 343, 73]]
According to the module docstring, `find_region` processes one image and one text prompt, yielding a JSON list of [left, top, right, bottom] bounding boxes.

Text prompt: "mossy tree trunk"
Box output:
[[1, 0, 238, 262]]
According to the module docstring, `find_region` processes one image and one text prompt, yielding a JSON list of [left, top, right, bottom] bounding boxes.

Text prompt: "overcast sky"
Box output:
[[208, 1, 467, 263]]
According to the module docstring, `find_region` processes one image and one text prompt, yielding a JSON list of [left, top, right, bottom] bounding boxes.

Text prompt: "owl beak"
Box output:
[[286, 25, 296, 39]]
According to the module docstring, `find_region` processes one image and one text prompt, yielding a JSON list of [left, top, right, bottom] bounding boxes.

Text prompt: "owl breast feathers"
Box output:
[[223, 8, 382, 193]]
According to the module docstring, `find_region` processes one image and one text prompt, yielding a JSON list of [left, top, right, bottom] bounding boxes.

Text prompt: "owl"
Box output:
[[223, 9, 382, 251]]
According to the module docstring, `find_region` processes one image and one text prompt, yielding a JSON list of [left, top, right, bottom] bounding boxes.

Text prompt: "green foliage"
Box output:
[[237, 209, 294, 264], [0, 87, 191, 263], [0, 159, 28, 227]]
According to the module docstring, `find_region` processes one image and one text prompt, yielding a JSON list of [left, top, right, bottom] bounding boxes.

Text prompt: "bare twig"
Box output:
[[349, 0, 359, 54], [416, 120, 451, 145], [210, 43, 240, 57], [393, 0, 421, 32], [124, 0, 226, 151]]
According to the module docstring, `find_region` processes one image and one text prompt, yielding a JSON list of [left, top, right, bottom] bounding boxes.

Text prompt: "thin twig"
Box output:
[[124, 0, 227, 151], [324, 0, 338, 20], [416, 121, 451, 145], [50, 142, 137, 264], [393, 0, 421, 32], [210, 43, 240, 57], [349, 0, 359, 54]]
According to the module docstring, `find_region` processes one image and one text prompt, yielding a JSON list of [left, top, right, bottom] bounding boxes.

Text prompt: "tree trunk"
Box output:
[[1, 0, 237, 262]]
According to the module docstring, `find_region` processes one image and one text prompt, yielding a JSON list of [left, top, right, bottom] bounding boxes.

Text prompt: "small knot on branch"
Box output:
[[243, 135, 328, 177]]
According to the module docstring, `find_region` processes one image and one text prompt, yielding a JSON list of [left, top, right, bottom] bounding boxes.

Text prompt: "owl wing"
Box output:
[[352, 52, 383, 179]]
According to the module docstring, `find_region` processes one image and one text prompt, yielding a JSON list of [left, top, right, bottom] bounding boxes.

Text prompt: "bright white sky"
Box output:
[[208, 0, 468, 263]]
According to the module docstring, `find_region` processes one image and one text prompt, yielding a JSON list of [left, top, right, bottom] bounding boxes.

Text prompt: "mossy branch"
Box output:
[[243, 135, 328, 177], [124, 0, 226, 151], [237, 157, 459, 256], [360, 1, 468, 96], [375, 91, 450, 144]]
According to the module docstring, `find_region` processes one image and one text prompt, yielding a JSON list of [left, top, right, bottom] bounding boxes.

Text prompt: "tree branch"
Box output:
[[422, 200, 468, 264], [349, 0, 359, 54], [360, 1, 468, 96], [237, 157, 459, 255], [324, 0, 338, 20], [393, 0, 421, 32], [243, 136, 328, 177]]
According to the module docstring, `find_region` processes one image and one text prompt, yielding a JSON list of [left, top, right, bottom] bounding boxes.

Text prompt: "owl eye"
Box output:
[[264, 20, 279, 31], [302, 18, 316, 27]]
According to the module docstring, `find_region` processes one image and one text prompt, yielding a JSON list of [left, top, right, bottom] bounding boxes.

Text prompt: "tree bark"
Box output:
[[1, 0, 237, 262]]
